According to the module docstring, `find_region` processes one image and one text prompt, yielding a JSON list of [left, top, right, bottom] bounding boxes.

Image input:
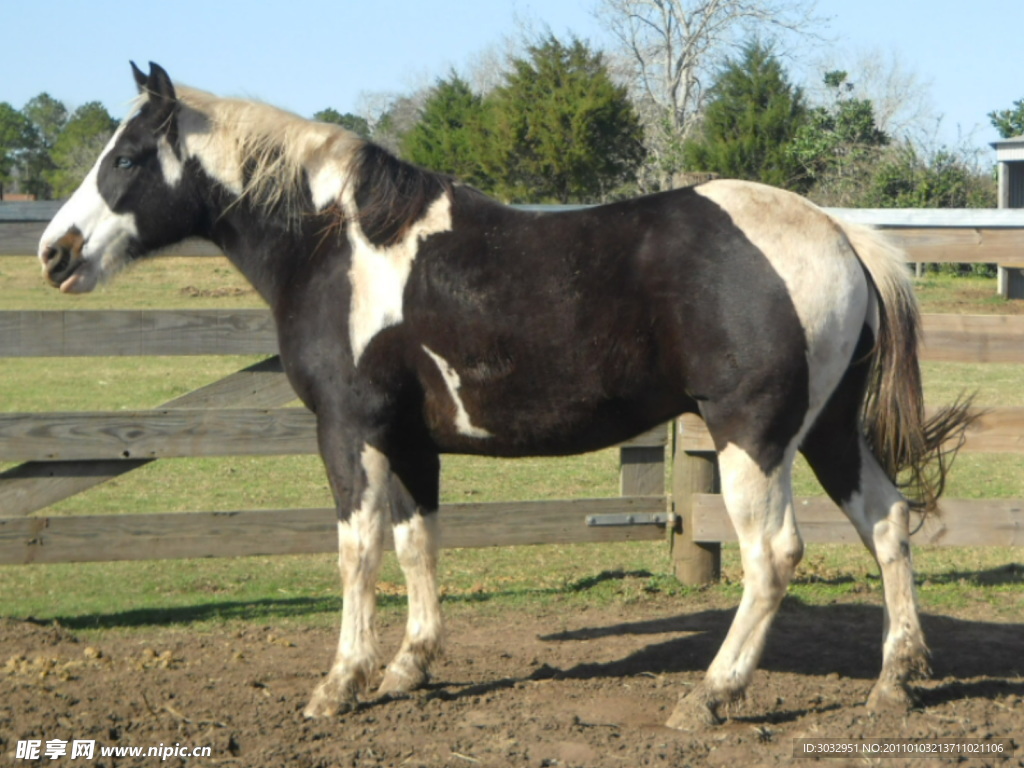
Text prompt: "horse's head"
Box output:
[[39, 62, 200, 293]]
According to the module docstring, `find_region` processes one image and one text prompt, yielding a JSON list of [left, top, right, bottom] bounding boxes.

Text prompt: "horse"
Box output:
[[39, 62, 973, 728]]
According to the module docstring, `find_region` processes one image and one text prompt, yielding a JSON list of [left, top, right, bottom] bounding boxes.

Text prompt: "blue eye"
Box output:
[[115, 156, 135, 170]]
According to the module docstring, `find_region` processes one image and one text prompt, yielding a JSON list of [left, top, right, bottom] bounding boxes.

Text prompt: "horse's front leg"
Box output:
[[304, 436, 390, 718], [379, 451, 443, 696]]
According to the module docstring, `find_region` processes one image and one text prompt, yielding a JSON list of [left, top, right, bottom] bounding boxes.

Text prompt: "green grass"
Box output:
[[0, 256, 1021, 635]]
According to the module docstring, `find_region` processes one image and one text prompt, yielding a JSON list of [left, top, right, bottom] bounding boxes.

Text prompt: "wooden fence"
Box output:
[[2, 202, 1023, 583]]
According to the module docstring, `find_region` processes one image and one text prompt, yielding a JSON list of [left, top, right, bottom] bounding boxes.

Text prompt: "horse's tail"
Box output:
[[839, 220, 975, 512]]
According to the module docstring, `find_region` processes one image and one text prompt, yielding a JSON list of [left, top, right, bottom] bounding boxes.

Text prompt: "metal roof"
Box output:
[[992, 135, 1024, 162]]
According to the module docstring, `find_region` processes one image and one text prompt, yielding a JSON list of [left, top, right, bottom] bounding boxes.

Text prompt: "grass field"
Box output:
[[1, 255, 1021, 634]]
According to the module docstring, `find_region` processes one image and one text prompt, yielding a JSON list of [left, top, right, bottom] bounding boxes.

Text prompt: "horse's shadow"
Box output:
[[409, 596, 1024, 715]]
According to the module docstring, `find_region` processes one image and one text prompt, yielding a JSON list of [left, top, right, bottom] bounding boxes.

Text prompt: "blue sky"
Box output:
[[4, 0, 1022, 158]]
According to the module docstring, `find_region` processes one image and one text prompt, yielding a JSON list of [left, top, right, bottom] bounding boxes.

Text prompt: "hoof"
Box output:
[[302, 672, 363, 718], [378, 662, 429, 696], [302, 690, 356, 719], [866, 681, 918, 712], [665, 687, 725, 730]]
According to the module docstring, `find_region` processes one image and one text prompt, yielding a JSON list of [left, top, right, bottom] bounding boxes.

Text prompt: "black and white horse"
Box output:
[[39, 63, 971, 728]]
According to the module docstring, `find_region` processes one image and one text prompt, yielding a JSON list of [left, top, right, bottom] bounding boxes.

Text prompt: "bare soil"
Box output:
[[2, 593, 1021, 767]]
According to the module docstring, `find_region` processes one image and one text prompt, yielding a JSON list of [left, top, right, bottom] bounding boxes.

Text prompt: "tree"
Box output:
[[481, 35, 645, 203], [20, 93, 68, 199], [989, 98, 1024, 139], [598, 0, 821, 190], [47, 102, 118, 198], [682, 41, 807, 189], [400, 73, 488, 186], [864, 144, 996, 210], [0, 102, 36, 196], [313, 108, 370, 139], [789, 71, 889, 205]]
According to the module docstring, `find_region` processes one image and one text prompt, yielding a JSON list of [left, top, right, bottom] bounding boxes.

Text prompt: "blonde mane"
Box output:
[[173, 86, 364, 224]]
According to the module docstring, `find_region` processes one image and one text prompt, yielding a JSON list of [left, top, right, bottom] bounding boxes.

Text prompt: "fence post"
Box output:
[[669, 419, 721, 585]]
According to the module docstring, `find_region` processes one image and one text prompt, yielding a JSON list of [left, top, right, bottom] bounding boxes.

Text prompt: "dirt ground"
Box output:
[[2, 593, 1021, 768]]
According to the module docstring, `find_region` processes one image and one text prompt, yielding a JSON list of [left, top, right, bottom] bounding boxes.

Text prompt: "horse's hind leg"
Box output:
[[801, 381, 929, 710], [668, 433, 804, 727]]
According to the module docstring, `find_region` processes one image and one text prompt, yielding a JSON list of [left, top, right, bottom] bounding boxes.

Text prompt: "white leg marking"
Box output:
[[422, 346, 493, 439], [304, 445, 389, 718], [706, 444, 802, 691], [348, 195, 452, 363], [837, 441, 929, 706], [380, 513, 444, 694], [668, 442, 802, 728]]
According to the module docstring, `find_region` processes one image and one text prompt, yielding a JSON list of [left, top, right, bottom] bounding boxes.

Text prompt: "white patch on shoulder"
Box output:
[[308, 161, 346, 211], [422, 346, 493, 439], [348, 194, 452, 363]]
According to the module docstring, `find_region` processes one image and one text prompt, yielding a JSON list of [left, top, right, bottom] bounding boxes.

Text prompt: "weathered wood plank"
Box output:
[[619, 446, 665, 496], [921, 314, 1024, 363], [676, 407, 1024, 455], [962, 407, 1024, 454], [6, 310, 1015, 362], [0, 496, 667, 564], [0, 221, 53, 256], [883, 228, 1024, 264], [691, 493, 1024, 547], [0, 309, 277, 357], [0, 407, 317, 462], [0, 358, 296, 516], [0, 207, 220, 257], [0, 406, 671, 464], [0, 201, 63, 221]]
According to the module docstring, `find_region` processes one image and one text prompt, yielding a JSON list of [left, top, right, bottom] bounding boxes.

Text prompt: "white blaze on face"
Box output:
[[347, 194, 452, 363], [37, 123, 139, 294]]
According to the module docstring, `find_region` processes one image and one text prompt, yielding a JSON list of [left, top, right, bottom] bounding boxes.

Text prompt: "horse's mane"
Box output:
[[349, 142, 453, 246], [174, 86, 452, 245]]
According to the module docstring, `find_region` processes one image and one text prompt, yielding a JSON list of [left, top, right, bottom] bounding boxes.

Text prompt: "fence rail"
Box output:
[[2, 202, 1023, 580]]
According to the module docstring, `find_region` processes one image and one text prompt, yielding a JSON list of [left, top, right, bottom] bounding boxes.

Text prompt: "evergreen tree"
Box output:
[[21, 93, 68, 199], [481, 35, 644, 203], [47, 102, 118, 198], [401, 73, 489, 187], [0, 102, 36, 196], [314, 108, 370, 139], [682, 41, 808, 190], [989, 98, 1024, 139]]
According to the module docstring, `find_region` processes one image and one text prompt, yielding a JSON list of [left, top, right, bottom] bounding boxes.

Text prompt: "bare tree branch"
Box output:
[[597, 0, 827, 189]]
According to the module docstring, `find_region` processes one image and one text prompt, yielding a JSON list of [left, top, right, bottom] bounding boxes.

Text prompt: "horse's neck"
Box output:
[[207, 201, 308, 307]]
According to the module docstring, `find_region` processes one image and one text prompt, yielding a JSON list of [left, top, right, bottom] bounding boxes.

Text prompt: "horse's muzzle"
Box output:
[[41, 227, 86, 289]]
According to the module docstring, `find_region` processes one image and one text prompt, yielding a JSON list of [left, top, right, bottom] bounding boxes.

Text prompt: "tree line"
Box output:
[[4, 0, 1023, 210]]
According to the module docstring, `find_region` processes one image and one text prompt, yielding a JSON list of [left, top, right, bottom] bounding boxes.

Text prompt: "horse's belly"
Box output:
[[423, 371, 686, 458]]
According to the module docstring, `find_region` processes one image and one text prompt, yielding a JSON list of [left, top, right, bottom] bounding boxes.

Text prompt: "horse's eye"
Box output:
[[115, 156, 135, 170]]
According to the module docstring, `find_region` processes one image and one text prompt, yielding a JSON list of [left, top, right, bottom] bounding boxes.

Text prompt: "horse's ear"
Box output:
[[131, 61, 177, 104], [145, 62, 177, 104], [131, 62, 179, 141], [131, 61, 148, 92]]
